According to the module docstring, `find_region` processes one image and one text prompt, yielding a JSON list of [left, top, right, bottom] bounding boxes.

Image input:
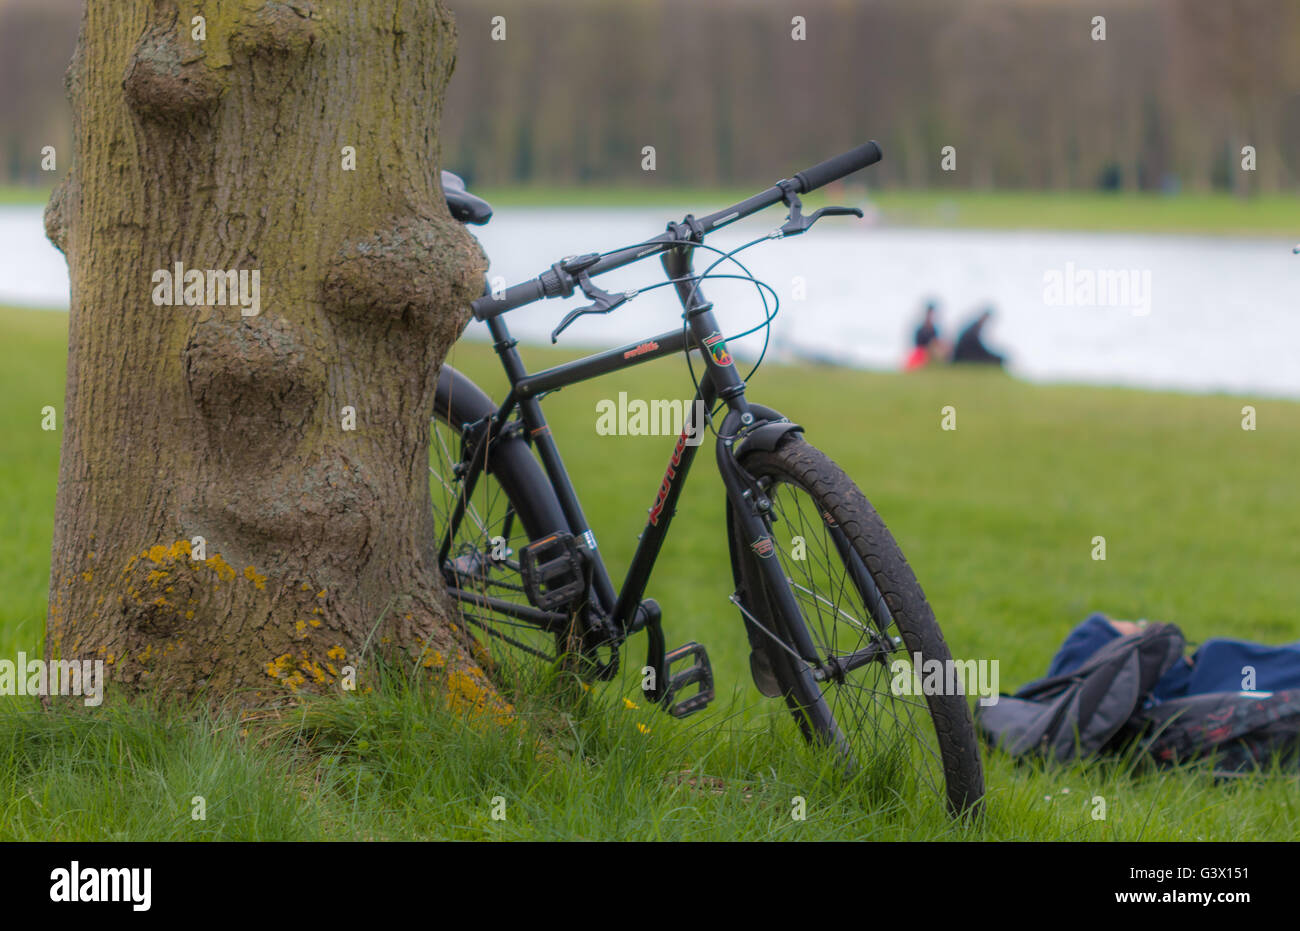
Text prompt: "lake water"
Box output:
[[4, 204, 1297, 399]]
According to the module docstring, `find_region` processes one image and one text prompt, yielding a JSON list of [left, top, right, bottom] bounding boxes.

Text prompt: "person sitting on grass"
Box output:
[[951, 307, 1006, 366], [904, 299, 949, 370], [1050, 613, 1300, 700]]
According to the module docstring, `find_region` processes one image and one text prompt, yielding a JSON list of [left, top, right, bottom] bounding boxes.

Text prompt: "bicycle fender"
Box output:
[[434, 363, 570, 535], [737, 420, 804, 454], [434, 363, 497, 424]]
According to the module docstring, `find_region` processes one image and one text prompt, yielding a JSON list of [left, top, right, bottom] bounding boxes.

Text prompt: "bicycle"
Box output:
[[434, 143, 985, 816]]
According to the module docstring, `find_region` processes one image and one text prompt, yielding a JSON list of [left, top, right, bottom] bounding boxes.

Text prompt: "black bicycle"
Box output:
[[435, 144, 984, 816]]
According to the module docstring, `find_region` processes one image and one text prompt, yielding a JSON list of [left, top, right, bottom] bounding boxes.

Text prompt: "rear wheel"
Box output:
[[730, 433, 984, 816], [430, 371, 571, 671]]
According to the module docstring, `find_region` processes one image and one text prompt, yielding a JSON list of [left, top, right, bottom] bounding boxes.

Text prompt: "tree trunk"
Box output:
[[43, 0, 498, 711]]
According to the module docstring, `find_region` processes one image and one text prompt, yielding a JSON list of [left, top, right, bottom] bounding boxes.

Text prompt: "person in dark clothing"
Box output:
[[914, 301, 939, 350], [1050, 613, 1300, 702], [904, 300, 949, 370], [951, 308, 1006, 366]]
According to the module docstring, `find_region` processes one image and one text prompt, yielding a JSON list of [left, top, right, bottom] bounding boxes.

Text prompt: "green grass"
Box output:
[[5, 183, 1299, 234], [0, 308, 65, 663], [0, 186, 52, 206], [479, 186, 1300, 236], [3, 305, 1299, 840], [868, 190, 1300, 236]]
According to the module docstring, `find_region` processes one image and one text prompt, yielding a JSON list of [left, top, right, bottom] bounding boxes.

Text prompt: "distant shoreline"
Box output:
[[3, 186, 1298, 237]]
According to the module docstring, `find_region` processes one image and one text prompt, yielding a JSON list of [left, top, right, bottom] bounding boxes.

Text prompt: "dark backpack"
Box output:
[[977, 622, 1300, 772], [1125, 689, 1300, 775], [975, 623, 1185, 762]]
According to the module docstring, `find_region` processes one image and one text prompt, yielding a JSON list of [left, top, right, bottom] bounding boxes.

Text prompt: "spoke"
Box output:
[[787, 580, 873, 634], [756, 471, 948, 803], [728, 593, 817, 668], [430, 414, 558, 669], [461, 613, 557, 662]]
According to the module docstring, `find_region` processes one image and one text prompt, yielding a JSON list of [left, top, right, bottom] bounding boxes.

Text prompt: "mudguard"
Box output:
[[433, 363, 569, 538], [736, 418, 804, 455]]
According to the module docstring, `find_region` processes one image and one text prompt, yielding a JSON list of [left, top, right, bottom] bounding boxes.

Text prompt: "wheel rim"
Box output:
[[758, 473, 952, 810]]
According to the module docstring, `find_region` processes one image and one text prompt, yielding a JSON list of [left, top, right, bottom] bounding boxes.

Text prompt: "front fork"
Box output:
[[713, 410, 825, 673], [639, 236, 826, 697]]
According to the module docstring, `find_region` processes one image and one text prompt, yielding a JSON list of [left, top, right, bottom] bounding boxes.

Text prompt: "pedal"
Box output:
[[519, 532, 586, 610], [663, 641, 715, 718]]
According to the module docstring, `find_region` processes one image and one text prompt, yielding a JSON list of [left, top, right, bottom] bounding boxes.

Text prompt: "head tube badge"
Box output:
[[703, 331, 733, 367]]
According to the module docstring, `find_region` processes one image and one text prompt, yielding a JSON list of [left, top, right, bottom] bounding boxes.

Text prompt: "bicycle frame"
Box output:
[[437, 238, 815, 680]]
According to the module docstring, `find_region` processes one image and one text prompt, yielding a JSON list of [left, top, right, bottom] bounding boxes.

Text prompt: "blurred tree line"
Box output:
[[3, 0, 1298, 193]]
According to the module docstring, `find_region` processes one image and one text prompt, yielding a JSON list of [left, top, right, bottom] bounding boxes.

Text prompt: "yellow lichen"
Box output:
[[243, 565, 267, 590], [444, 663, 514, 726], [299, 659, 328, 685], [265, 652, 295, 680], [420, 649, 444, 669], [206, 554, 236, 582]]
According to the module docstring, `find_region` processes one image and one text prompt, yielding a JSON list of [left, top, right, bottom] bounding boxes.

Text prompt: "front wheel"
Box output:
[[729, 433, 984, 816]]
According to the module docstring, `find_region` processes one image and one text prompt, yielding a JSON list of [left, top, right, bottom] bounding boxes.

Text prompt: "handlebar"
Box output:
[[471, 140, 882, 321], [792, 141, 882, 194]]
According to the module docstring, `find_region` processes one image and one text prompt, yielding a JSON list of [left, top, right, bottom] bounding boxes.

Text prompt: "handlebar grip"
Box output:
[[472, 278, 546, 321], [792, 141, 883, 194]]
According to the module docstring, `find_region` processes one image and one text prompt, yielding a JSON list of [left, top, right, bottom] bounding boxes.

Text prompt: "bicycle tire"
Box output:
[[728, 431, 985, 816]]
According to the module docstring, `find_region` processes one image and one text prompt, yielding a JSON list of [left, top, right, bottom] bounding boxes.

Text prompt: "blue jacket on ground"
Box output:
[[1049, 612, 1300, 702]]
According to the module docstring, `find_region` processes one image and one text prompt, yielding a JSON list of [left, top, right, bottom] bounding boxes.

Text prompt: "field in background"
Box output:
[[3, 305, 1299, 839], [0, 187, 50, 206], [480, 188, 1300, 236], [5, 185, 1300, 236]]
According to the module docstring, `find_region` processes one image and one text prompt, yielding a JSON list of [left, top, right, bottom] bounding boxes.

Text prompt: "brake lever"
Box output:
[[550, 272, 635, 343], [777, 202, 864, 237]]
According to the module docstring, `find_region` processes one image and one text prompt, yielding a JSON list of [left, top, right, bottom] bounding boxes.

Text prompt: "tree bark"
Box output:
[[43, 0, 499, 711]]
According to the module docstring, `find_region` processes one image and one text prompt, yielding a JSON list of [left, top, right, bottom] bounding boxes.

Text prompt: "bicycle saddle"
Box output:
[[442, 170, 493, 226]]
